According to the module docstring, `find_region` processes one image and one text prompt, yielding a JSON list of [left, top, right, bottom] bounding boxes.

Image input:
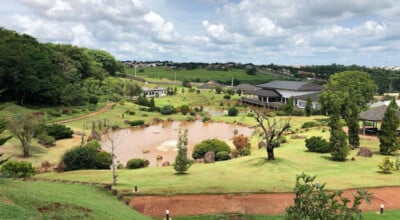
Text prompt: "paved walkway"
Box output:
[[130, 187, 400, 217]]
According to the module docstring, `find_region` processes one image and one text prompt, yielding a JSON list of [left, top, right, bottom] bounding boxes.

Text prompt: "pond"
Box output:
[[101, 120, 253, 167]]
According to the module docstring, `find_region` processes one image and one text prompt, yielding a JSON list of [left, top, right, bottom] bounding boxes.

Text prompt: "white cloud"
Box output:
[[144, 11, 178, 43], [72, 24, 95, 48], [1, 0, 400, 65]]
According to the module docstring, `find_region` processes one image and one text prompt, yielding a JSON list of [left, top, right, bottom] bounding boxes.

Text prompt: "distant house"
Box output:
[[241, 80, 324, 109], [293, 91, 320, 109], [198, 81, 222, 90], [359, 105, 400, 135], [232, 83, 259, 93], [142, 87, 166, 97]]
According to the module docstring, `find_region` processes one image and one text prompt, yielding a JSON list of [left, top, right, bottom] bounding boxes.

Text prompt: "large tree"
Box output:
[[319, 71, 377, 148], [378, 98, 400, 155], [7, 114, 42, 157], [254, 110, 290, 160]]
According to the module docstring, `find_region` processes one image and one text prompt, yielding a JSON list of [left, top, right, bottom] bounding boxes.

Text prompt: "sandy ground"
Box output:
[[130, 187, 400, 217]]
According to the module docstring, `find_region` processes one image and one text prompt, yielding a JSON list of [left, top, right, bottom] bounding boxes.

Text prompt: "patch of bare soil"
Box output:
[[36, 202, 92, 213], [55, 103, 114, 124], [130, 187, 400, 217]]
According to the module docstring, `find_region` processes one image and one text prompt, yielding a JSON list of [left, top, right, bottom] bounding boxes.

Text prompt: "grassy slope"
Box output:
[[36, 125, 400, 195], [126, 67, 277, 84], [0, 179, 150, 220]]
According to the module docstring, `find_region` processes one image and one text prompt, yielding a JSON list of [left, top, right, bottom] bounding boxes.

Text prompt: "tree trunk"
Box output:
[[22, 143, 29, 157], [266, 144, 275, 160]]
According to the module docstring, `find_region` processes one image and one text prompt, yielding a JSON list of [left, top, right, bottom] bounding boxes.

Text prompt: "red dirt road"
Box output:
[[130, 187, 400, 217], [55, 103, 114, 124]]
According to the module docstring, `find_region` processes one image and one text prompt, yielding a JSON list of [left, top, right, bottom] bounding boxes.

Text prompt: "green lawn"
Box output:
[[126, 67, 278, 84], [0, 179, 150, 220], [36, 126, 400, 195]]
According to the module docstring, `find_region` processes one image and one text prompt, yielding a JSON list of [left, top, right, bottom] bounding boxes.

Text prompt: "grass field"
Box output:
[[36, 125, 400, 195], [0, 179, 150, 220], [126, 67, 278, 85]]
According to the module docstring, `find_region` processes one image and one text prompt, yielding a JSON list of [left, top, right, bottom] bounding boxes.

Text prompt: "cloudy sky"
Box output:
[[1, 0, 399, 66]]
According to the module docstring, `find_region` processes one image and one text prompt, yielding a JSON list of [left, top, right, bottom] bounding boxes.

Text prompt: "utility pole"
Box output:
[[134, 65, 137, 76]]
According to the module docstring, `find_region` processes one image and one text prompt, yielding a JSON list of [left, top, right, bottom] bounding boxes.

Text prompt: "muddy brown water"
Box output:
[[101, 120, 253, 167]]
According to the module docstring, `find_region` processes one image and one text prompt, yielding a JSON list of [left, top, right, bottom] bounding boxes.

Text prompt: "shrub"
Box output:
[[301, 121, 320, 129], [85, 140, 101, 150], [216, 151, 230, 161], [228, 107, 238, 116], [125, 110, 136, 115], [223, 94, 231, 99], [160, 105, 176, 115], [246, 112, 254, 117], [292, 108, 305, 116], [62, 146, 97, 171], [45, 124, 73, 140], [126, 158, 147, 169], [129, 120, 145, 126], [180, 105, 190, 115], [286, 173, 371, 220], [202, 115, 211, 122], [46, 109, 61, 117], [378, 157, 395, 173], [192, 139, 231, 159], [233, 134, 250, 154], [88, 95, 98, 105], [37, 133, 55, 147], [0, 161, 35, 178], [95, 151, 112, 169], [305, 136, 331, 153], [240, 148, 251, 156]]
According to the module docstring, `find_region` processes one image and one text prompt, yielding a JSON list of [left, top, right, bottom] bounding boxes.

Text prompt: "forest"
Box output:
[[0, 27, 123, 106]]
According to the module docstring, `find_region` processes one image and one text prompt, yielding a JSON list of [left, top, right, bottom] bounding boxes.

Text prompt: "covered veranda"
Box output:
[[359, 105, 400, 135]]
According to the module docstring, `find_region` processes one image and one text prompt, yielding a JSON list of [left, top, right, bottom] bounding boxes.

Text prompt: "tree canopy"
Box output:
[[319, 71, 377, 148], [0, 27, 123, 106]]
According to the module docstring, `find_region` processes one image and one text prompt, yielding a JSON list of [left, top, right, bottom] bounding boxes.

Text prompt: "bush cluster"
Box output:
[[129, 120, 145, 126], [62, 146, 97, 171], [0, 161, 35, 178], [95, 151, 113, 169], [301, 121, 320, 129], [192, 139, 231, 159], [45, 124, 74, 140], [228, 107, 238, 116], [216, 151, 230, 161], [125, 110, 136, 115], [160, 105, 176, 115], [305, 136, 331, 153], [126, 158, 147, 169]]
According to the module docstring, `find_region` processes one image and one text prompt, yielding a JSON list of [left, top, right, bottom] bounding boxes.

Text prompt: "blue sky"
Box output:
[[1, 0, 399, 66]]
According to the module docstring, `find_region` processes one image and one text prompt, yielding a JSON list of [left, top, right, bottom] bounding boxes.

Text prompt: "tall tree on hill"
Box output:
[[319, 71, 377, 149], [254, 110, 290, 160], [379, 98, 400, 155], [173, 129, 192, 174]]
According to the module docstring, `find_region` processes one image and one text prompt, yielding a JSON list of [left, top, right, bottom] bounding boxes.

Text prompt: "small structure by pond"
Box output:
[[359, 105, 400, 135]]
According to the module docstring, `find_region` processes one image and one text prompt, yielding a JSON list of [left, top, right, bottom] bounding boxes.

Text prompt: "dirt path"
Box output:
[[130, 187, 400, 217], [55, 103, 114, 124]]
